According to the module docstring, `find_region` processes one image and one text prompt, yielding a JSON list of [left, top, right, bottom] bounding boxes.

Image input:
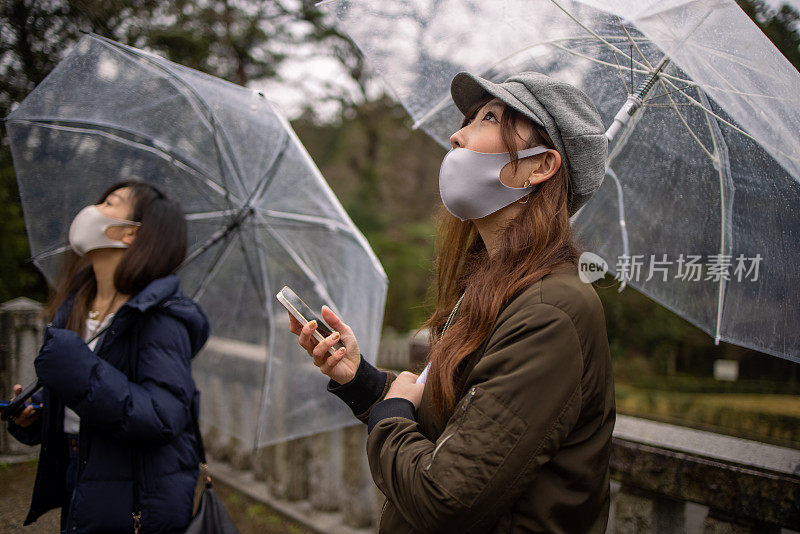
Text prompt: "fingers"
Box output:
[[312, 331, 344, 366], [14, 405, 39, 428], [321, 306, 352, 336], [288, 313, 302, 335], [13, 384, 22, 397], [319, 347, 347, 375], [298, 320, 319, 352], [397, 371, 420, 383]]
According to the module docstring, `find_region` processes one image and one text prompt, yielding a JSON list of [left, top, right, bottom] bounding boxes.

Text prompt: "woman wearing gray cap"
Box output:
[[289, 71, 615, 533]]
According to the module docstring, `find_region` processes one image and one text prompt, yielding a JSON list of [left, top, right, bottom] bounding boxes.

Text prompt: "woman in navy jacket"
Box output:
[[8, 180, 209, 533]]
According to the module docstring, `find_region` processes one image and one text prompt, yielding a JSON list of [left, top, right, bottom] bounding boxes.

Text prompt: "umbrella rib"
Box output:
[[644, 84, 698, 103], [250, 226, 274, 449], [690, 42, 786, 82], [181, 207, 254, 268], [609, 46, 632, 94], [248, 220, 275, 317], [234, 227, 269, 315], [258, 210, 358, 235], [188, 230, 239, 302], [8, 117, 237, 206], [616, 17, 654, 71], [243, 133, 291, 209], [658, 81, 716, 161], [547, 43, 652, 78], [256, 217, 337, 306], [30, 244, 71, 262], [694, 48, 786, 102], [410, 34, 659, 131], [657, 76, 799, 166], [548, 0, 655, 71], [544, 43, 694, 88], [699, 89, 735, 346], [638, 2, 719, 57], [185, 209, 240, 221], [254, 211, 386, 279], [90, 34, 249, 203]]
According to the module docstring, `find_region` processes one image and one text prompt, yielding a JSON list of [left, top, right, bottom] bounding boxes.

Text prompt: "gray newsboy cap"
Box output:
[[450, 71, 608, 217]]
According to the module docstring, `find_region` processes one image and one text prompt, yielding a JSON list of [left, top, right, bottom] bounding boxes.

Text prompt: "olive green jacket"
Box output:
[[336, 262, 615, 533]]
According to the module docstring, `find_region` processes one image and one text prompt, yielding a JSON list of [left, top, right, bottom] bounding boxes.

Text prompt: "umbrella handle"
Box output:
[[606, 57, 671, 142]]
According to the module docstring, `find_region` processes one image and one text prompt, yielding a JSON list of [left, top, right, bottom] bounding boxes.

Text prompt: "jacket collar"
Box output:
[[53, 274, 181, 327], [122, 274, 181, 312]]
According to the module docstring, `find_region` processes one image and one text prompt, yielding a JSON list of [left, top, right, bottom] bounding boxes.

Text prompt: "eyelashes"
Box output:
[[465, 110, 498, 126]]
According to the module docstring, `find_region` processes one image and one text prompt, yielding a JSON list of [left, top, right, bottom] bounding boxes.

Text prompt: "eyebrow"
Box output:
[[107, 192, 123, 201]]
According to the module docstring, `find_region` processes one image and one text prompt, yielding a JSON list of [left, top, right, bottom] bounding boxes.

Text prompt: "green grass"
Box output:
[[615, 382, 800, 447]]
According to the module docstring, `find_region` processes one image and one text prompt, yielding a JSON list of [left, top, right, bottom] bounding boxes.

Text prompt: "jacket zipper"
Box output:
[[66, 423, 85, 532], [425, 387, 476, 471]]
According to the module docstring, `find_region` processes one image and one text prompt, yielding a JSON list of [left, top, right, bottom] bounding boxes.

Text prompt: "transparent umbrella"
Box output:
[[320, 0, 800, 363], [4, 33, 388, 447]]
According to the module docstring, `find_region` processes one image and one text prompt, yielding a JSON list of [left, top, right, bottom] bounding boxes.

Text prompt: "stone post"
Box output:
[[614, 486, 654, 533], [263, 438, 309, 501], [341, 424, 376, 528], [0, 297, 44, 455], [308, 429, 342, 512]]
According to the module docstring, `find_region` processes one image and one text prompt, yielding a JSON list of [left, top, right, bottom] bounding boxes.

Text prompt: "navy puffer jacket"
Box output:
[[9, 275, 210, 533]]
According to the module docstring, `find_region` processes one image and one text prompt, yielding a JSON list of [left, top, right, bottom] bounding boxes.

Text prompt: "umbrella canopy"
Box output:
[[5, 33, 388, 447], [321, 0, 800, 363]]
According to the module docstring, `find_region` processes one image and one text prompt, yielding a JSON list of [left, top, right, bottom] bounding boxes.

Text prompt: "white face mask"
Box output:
[[438, 145, 550, 221], [68, 205, 141, 256]]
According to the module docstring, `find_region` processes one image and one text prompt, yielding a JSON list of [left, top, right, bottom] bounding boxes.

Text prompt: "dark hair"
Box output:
[[424, 95, 582, 413], [46, 180, 187, 337]]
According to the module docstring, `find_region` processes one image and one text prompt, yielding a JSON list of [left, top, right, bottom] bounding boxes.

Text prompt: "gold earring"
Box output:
[[518, 180, 531, 204]]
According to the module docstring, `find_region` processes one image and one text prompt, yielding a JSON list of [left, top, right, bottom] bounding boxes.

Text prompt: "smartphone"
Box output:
[[276, 286, 345, 356], [416, 363, 430, 384], [0, 402, 42, 410], [1, 379, 42, 421]]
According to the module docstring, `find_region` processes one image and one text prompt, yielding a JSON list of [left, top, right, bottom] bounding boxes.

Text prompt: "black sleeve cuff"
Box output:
[[327, 354, 388, 417], [367, 397, 416, 433]]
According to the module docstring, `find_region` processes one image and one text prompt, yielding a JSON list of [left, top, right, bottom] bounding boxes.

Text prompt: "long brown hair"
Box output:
[[45, 180, 187, 337], [424, 97, 583, 413]]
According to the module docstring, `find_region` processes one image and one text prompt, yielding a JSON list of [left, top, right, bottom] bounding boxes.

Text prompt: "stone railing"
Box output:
[[0, 297, 44, 456], [2, 298, 799, 533], [610, 416, 799, 533]]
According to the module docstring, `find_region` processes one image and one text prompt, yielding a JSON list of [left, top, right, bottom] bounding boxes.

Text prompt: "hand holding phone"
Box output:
[[277, 287, 345, 356], [280, 286, 362, 385], [2, 381, 43, 427]]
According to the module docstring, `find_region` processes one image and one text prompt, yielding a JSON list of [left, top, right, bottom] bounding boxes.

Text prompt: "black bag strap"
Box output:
[[190, 396, 211, 489]]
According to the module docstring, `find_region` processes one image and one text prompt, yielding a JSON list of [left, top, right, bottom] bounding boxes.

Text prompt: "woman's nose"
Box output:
[[450, 128, 465, 149]]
